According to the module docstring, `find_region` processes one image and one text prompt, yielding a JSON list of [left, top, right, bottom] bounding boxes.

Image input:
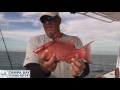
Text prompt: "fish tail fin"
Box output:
[[79, 41, 94, 64]]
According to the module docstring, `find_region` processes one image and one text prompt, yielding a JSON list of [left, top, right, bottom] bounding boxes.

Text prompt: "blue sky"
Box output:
[[0, 12, 120, 55]]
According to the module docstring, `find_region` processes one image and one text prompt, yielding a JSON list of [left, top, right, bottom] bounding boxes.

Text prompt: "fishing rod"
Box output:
[[0, 29, 13, 70]]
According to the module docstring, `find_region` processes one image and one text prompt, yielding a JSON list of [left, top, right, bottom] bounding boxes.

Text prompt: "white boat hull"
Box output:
[[102, 47, 120, 78], [103, 70, 115, 78]]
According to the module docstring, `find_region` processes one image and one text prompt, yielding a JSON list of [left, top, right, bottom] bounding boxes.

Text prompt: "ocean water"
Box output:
[[86, 55, 117, 78], [0, 51, 26, 70], [0, 51, 117, 78]]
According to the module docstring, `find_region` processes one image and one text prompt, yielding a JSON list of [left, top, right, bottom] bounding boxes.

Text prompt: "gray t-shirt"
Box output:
[[23, 34, 83, 78]]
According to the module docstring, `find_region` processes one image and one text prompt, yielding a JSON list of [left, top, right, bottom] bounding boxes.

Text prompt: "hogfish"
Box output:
[[33, 33, 94, 64]]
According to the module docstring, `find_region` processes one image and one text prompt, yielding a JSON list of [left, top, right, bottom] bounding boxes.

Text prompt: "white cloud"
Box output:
[[0, 12, 41, 27], [2, 29, 45, 42], [0, 22, 10, 27], [0, 13, 6, 22], [21, 12, 40, 17]]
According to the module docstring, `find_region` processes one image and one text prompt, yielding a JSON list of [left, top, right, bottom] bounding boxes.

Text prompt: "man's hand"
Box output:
[[40, 50, 57, 74], [71, 54, 86, 77]]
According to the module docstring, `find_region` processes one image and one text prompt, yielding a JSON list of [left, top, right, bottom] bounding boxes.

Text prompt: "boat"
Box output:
[[103, 47, 120, 78]]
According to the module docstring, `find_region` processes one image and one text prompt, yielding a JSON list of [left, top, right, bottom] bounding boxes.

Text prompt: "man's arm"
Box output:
[[74, 37, 90, 78], [25, 63, 51, 78], [75, 62, 90, 78]]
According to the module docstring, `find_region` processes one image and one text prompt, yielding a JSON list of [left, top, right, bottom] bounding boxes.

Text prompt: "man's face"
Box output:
[[41, 15, 61, 38]]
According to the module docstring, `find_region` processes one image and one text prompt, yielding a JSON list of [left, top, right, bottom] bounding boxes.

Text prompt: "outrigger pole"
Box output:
[[0, 29, 13, 70]]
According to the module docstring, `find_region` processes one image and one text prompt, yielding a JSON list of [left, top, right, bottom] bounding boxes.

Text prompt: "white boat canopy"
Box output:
[[71, 12, 120, 23]]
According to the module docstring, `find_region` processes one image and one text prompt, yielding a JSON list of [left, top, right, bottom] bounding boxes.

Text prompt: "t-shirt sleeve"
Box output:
[[23, 37, 40, 67]]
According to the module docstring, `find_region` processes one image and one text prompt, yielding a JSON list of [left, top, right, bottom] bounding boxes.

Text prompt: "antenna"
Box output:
[[0, 29, 13, 70]]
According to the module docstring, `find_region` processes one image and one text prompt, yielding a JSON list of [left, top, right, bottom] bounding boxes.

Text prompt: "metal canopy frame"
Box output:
[[71, 12, 120, 23]]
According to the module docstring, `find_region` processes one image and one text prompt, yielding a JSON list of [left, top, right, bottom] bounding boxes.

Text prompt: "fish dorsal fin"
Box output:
[[53, 31, 63, 39], [53, 26, 69, 39]]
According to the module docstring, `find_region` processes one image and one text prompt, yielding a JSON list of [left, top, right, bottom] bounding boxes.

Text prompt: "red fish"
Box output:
[[33, 35, 94, 64]]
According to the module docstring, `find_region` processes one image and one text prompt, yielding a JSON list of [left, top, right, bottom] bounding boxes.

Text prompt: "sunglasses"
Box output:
[[40, 16, 56, 24]]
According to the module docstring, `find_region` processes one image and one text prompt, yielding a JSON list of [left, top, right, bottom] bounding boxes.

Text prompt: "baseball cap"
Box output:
[[40, 12, 59, 19]]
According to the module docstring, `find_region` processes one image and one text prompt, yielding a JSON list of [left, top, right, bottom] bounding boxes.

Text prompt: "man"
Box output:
[[23, 12, 90, 78]]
